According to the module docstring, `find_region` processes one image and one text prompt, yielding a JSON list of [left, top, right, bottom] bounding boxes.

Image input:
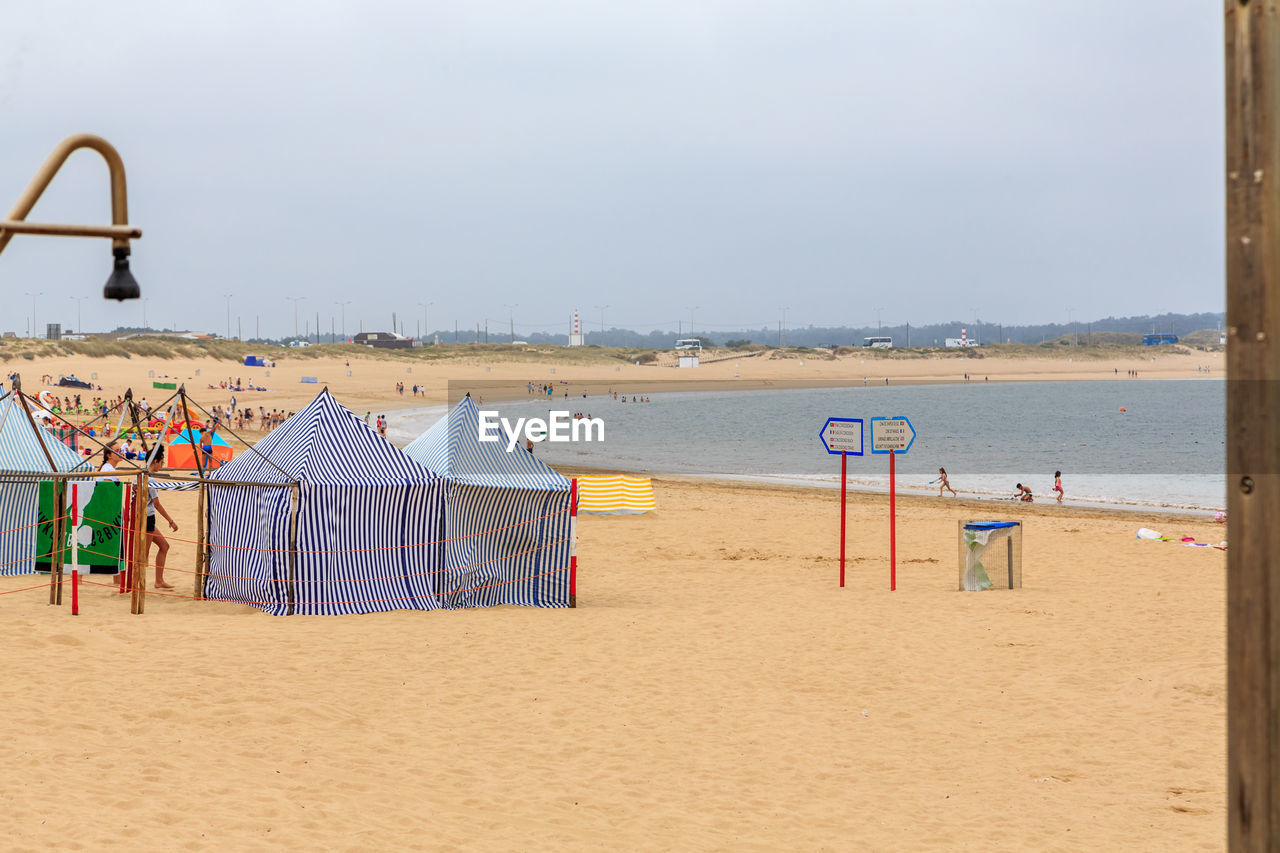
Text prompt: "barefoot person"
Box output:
[[1052, 470, 1064, 503], [1015, 483, 1034, 502], [145, 448, 179, 589], [935, 467, 956, 497]]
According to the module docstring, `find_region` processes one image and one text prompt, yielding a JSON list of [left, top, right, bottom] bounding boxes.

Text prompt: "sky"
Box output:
[[0, 1, 1223, 339]]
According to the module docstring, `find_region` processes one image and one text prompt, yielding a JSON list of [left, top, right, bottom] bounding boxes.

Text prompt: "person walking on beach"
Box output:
[[1052, 470, 1064, 503], [145, 448, 179, 589], [935, 467, 956, 497], [1015, 483, 1034, 502]]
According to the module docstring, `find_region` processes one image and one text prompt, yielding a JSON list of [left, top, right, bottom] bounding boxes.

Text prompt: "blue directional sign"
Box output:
[[870, 416, 915, 454], [819, 417, 863, 456]]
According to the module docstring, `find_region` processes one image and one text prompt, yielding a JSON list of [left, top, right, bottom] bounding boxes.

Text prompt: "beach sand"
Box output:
[[10, 347, 1221, 423], [0, 475, 1225, 850]]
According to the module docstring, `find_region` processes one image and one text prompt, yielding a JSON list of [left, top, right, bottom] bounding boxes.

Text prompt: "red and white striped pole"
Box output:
[[71, 569, 79, 615], [70, 482, 79, 572], [569, 478, 578, 608]]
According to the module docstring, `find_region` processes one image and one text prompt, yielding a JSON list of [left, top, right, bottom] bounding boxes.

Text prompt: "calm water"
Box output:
[[386, 380, 1226, 511]]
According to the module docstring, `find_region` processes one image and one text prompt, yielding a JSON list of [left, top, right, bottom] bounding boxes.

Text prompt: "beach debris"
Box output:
[[1136, 528, 1227, 550]]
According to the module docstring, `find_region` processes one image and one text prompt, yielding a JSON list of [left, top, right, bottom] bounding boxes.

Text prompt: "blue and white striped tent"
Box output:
[[205, 389, 445, 615], [402, 395, 573, 609], [0, 392, 92, 575]]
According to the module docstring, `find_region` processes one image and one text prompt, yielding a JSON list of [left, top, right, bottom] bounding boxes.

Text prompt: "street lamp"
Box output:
[[335, 301, 351, 341], [594, 304, 609, 347], [504, 304, 518, 344], [287, 296, 306, 340], [68, 295, 85, 334], [24, 291, 43, 338], [418, 301, 433, 343], [142, 297, 150, 331], [224, 293, 234, 339], [0, 135, 142, 301], [686, 305, 700, 340]]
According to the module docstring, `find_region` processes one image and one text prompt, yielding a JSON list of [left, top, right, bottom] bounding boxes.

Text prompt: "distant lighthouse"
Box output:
[[568, 309, 584, 347]]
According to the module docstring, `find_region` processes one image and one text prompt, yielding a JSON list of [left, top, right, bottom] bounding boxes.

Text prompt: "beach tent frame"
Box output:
[[401, 394, 575, 609], [202, 388, 442, 616]]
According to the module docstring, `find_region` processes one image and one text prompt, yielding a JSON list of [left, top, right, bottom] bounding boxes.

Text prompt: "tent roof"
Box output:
[[210, 389, 436, 486], [0, 394, 91, 473], [403, 395, 570, 491]]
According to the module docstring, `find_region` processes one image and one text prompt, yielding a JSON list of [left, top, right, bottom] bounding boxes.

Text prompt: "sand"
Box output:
[[10, 346, 1221, 421], [0, 474, 1225, 850]]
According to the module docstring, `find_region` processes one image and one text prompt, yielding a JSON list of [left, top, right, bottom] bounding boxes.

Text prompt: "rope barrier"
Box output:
[[66, 535, 569, 584], [78, 505, 569, 555], [0, 578, 62, 597], [0, 544, 70, 571], [115, 566, 569, 608]]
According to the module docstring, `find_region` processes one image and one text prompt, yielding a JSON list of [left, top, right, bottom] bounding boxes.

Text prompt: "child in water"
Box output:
[[1052, 470, 1063, 503], [936, 467, 956, 497], [1015, 483, 1034, 502]]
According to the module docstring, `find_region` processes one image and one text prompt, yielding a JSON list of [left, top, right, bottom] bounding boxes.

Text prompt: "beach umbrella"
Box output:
[[167, 429, 234, 469]]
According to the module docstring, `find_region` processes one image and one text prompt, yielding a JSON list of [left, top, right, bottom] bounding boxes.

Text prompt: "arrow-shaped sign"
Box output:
[[870, 416, 915, 454], [819, 417, 863, 456]]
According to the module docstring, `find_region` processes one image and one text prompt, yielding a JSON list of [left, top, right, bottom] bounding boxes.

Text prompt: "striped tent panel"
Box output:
[[287, 482, 444, 615], [576, 476, 657, 514], [403, 395, 570, 491], [205, 484, 293, 611], [0, 482, 39, 576], [0, 395, 92, 472], [154, 481, 201, 491], [205, 389, 445, 615], [403, 396, 572, 608], [437, 483, 571, 609], [0, 395, 92, 575]]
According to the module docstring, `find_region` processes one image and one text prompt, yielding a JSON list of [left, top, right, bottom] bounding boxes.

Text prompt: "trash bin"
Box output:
[[958, 521, 1022, 591]]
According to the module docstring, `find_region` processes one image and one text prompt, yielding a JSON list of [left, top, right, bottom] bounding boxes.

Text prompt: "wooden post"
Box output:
[[1227, 1, 1280, 848], [130, 472, 148, 614], [194, 481, 206, 600]]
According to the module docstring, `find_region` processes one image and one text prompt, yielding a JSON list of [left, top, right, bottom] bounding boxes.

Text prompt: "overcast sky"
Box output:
[[0, 1, 1222, 338]]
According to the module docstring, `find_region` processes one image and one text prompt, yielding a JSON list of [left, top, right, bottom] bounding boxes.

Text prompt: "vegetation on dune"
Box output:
[[0, 329, 1224, 365]]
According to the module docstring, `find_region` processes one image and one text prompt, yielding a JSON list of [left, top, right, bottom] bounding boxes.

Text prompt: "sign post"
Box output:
[[871, 417, 915, 591], [819, 418, 863, 587]]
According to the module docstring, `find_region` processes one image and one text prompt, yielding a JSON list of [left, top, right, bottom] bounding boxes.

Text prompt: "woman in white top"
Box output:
[[98, 447, 119, 480]]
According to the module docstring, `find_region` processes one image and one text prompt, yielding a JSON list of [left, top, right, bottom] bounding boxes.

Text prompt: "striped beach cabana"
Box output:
[[402, 395, 574, 608], [0, 392, 92, 575], [204, 389, 445, 615]]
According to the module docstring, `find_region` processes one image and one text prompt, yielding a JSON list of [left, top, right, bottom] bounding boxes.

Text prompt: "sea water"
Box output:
[[385, 380, 1226, 511]]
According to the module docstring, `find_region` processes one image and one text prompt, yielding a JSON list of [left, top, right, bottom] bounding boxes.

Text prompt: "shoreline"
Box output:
[[554, 464, 1226, 522]]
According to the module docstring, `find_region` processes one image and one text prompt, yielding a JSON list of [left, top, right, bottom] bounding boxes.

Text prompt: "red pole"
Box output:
[[72, 569, 79, 615], [889, 449, 897, 591], [569, 478, 578, 608], [839, 451, 847, 587]]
